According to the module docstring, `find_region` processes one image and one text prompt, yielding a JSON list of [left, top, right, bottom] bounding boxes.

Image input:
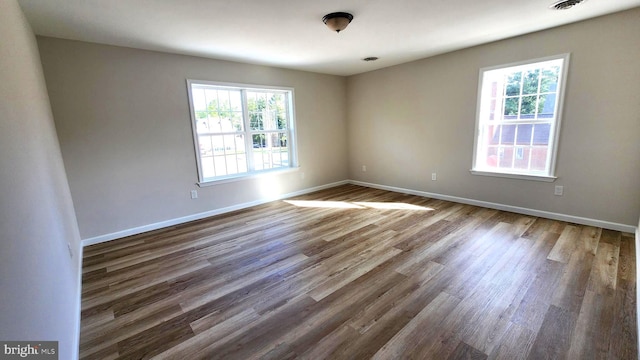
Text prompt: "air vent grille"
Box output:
[[550, 0, 586, 10]]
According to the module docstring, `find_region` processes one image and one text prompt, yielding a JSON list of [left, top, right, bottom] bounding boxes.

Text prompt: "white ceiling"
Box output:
[[18, 0, 640, 76]]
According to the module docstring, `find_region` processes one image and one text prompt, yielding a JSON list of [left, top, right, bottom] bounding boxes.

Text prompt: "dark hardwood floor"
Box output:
[[80, 184, 637, 359]]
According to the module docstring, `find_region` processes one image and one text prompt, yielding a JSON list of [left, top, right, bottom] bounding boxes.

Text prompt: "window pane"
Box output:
[[532, 124, 551, 145], [276, 132, 289, 166], [505, 72, 521, 96], [252, 133, 289, 171], [263, 107, 277, 130], [487, 125, 498, 145], [277, 111, 288, 130], [248, 92, 285, 131], [214, 156, 227, 176], [232, 135, 246, 155], [488, 98, 497, 121], [211, 135, 227, 155], [531, 147, 548, 171], [498, 147, 514, 168], [273, 94, 288, 130], [500, 125, 516, 145], [222, 134, 235, 153], [220, 134, 247, 176], [250, 112, 264, 130], [520, 95, 538, 117], [540, 66, 560, 93], [226, 154, 239, 175], [277, 132, 288, 148], [486, 147, 499, 168], [253, 143, 266, 171], [538, 94, 556, 118], [237, 153, 248, 173], [202, 89, 244, 133], [516, 124, 533, 145], [198, 135, 213, 156], [191, 88, 207, 111], [195, 118, 209, 134], [230, 111, 244, 131], [247, 92, 267, 130], [514, 147, 530, 169], [252, 133, 266, 148], [201, 156, 215, 179], [229, 91, 242, 112], [504, 98, 518, 118], [204, 89, 217, 105], [522, 69, 539, 95]]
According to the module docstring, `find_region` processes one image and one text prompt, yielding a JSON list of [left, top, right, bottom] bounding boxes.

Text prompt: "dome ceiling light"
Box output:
[[549, 0, 586, 10], [322, 12, 354, 33]]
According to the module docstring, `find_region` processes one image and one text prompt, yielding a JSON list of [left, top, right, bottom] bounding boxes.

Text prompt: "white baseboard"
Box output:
[[81, 180, 349, 247], [349, 180, 637, 233]]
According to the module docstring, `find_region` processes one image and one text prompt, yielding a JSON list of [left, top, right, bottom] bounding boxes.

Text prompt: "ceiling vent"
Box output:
[[549, 0, 586, 10]]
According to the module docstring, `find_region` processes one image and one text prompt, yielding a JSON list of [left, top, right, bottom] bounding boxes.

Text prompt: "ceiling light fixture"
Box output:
[[322, 12, 354, 33], [549, 0, 586, 10]]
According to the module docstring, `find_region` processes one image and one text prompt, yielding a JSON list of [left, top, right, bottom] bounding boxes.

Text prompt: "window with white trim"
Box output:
[[472, 54, 569, 180], [187, 80, 296, 184]]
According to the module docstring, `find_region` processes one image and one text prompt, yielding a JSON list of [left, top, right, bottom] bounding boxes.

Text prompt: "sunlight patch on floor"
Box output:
[[284, 200, 433, 211], [284, 200, 365, 209], [354, 202, 433, 211]]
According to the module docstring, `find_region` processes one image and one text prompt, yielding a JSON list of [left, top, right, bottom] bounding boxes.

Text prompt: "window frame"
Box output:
[[186, 79, 298, 186], [471, 53, 570, 182]]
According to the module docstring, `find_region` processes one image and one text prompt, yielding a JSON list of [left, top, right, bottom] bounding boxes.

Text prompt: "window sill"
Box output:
[[470, 169, 557, 182], [197, 167, 300, 187]]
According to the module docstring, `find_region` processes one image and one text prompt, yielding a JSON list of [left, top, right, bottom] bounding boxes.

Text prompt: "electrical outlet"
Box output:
[[554, 185, 563, 196], [431, 173, 437, 181], [191, 190, 198, 199], [362, 165, 367, 172], [300, 172, 305, 179]]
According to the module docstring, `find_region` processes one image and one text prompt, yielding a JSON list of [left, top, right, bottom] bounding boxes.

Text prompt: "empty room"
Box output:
[[1, 0, 639, 359]]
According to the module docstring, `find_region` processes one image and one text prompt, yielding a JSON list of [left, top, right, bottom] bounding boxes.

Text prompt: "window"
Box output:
[[472, 54, 569, 181], [187, 80, 297, 184]]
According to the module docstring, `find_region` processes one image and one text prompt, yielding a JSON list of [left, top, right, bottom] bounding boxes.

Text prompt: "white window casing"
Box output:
[[471, 54, 570, 182], [187, 80, 298, 185]]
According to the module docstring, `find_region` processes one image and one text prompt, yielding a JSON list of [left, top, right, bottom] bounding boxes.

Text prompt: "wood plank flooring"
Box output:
[[80, 184, 638, 359]]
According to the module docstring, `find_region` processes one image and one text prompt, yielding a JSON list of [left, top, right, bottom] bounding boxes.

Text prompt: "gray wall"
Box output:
[[38, 38, 348, 239], [0, 1, 82, 359], [347, 9, 640, 227]]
